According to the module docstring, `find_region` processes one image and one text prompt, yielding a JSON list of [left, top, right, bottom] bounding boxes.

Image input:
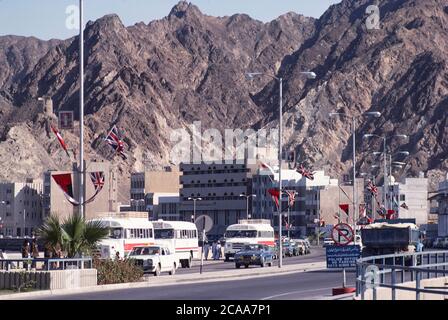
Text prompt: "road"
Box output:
[[175, 247, 326, 275], [26, 247, 358, 300], [33, 269, 355, 300]]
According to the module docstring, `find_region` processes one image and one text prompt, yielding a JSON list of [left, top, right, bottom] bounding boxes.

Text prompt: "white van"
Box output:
[[223, 219, 275, 261]]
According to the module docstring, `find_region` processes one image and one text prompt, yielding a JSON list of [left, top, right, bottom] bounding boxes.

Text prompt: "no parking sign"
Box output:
[[331, 223, 354, 246]]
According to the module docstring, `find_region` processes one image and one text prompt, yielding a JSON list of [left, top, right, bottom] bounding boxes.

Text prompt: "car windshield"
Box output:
[[241, 245, 263, 251], [154, 229, 174, 239], [225, 230, 257, 238], [109, 228, 124, 239], [130, 247, 160, 256]]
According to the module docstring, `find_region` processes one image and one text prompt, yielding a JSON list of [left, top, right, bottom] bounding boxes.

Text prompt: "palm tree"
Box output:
[[37, 215, 109, 258]]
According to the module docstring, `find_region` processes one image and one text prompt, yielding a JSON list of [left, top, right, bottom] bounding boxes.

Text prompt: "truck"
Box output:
[[361, 219, 422, 260]]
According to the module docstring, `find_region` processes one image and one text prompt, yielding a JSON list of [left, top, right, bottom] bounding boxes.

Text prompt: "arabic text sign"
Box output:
[[326, 245, 361, 269]]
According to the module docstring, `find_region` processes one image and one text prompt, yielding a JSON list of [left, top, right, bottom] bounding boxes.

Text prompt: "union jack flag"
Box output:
[[284, 190, 296, 207], [296, 163, 314, 180], [84, 171, 105, 205], [366, 180, 378, 196], [105, 125, 127, 160]]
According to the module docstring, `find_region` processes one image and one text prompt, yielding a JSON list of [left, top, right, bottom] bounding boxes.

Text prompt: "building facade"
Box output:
[[251, 169, 364, 237], [390, 176, 428, 225], [433, 175, 448, 237], [179, 161, 254, 236], [147, 193, 180, 221], [130, 166, 180, 212], [0, 179, 43, 237]]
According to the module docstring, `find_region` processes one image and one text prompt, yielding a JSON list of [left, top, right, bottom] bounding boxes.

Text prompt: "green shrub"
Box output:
[[93, 258, 144, 285]]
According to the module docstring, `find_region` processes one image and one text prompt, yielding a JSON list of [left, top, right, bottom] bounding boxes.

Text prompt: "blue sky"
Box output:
[[0, 0, 340, 40]]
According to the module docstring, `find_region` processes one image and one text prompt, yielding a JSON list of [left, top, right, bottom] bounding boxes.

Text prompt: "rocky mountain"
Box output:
[[0, 0, 446, 199], [0, 1, 316, 200]]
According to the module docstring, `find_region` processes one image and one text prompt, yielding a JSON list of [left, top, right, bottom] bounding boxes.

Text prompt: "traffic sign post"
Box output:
[[195, 215, 213, 274], [327, 223, 359, 295]]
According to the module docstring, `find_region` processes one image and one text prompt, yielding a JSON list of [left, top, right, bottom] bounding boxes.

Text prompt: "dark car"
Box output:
[[234, 244, 274, 268]]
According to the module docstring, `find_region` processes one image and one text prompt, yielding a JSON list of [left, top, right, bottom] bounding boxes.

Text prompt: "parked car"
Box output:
[[323, 238, 335, 247], [283, 241, 297, 257], [234, 244, 274, 268], [293, 239, 307, 255], [128, 245, 179, 276]]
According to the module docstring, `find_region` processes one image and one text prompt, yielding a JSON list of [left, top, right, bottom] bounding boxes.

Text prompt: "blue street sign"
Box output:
[[326, 245, 361, 269]]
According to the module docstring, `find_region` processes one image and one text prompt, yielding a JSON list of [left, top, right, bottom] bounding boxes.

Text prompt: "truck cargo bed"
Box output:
[[361, 227, 420, 248]]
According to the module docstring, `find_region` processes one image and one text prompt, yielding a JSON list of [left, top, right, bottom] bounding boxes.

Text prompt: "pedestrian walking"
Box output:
[[43, 244, 53, 270], [215, 241, 222, 260], [30, 238, 39, 269], [211, 241, 217, 260], [21, 240, 30, 270], [203, 241, 210, 260]]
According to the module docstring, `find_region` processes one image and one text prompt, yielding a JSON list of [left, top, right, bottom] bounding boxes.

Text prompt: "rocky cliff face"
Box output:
[[255, 0, 448, 188], [0, 0, 446, 198]]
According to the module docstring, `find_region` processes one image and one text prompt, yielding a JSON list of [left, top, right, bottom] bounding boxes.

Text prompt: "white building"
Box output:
[[0, 179, 43, 237], [390, 175, 428, 226], [252, 168, 339, 237]]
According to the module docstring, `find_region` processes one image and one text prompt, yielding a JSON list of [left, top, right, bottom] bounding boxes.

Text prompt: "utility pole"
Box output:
[[79, 0, 85, 218]]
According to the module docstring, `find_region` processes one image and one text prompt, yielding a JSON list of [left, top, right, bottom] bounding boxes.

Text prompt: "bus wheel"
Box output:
[[186, 257, 192, 268]]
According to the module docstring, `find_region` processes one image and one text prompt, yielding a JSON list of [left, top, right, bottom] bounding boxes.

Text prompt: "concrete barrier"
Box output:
[[0, 269, 97, 291], [359, 277, 448, 300]]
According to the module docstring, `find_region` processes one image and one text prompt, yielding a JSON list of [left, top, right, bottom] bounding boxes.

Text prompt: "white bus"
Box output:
[[91, 217, 155, 259], [223, 219, 275, 261], [152, 220, 198, 268]]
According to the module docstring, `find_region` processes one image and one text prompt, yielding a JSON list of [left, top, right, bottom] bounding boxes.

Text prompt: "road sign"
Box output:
[[326, 245, 361, 269], [195, 215, 213, 233], [331, 223, 354, 246], [58, 111, 74, 130]]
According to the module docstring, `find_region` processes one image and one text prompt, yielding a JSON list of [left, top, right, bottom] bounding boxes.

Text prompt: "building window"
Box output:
[[400, 195, 405, 201]]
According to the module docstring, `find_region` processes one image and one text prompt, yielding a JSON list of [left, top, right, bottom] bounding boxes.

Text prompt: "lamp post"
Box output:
[[188, 197, 202, 223], [78, 0, 85, 218], [0, 201, 6, 236], [363, 134, 408, 211], [246, 70, 316, 268], [240, 194, 256, 220], [329, 112, 381, 235]]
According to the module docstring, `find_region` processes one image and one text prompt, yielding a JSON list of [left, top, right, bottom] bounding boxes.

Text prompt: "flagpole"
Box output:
[[79, 0, 84, 218], [278, 77, 283, 268]]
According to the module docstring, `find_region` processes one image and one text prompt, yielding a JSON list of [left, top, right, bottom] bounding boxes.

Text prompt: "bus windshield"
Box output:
[[225, 230, 257, 238], [109, 228, 124, 239], [154, 228, 174, 239]]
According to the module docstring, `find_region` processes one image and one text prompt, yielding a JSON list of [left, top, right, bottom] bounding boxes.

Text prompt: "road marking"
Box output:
[[261, 287, 336, 300]]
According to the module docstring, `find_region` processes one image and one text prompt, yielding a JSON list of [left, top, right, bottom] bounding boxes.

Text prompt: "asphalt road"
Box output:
[[34, 268, 355, 300], [28, 247, 356, 300], [174, 247, 326, 275]]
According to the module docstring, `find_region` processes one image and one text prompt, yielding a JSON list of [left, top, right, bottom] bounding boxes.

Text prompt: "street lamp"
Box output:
[[246, 70, 316, 269], [0, 201, 6, 236], [364, 134, 408, 210], [78, 0, 85, 219], [240, 194, 256, 220], [188, 197, 202, 223], [329, 111, 381, 233]]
